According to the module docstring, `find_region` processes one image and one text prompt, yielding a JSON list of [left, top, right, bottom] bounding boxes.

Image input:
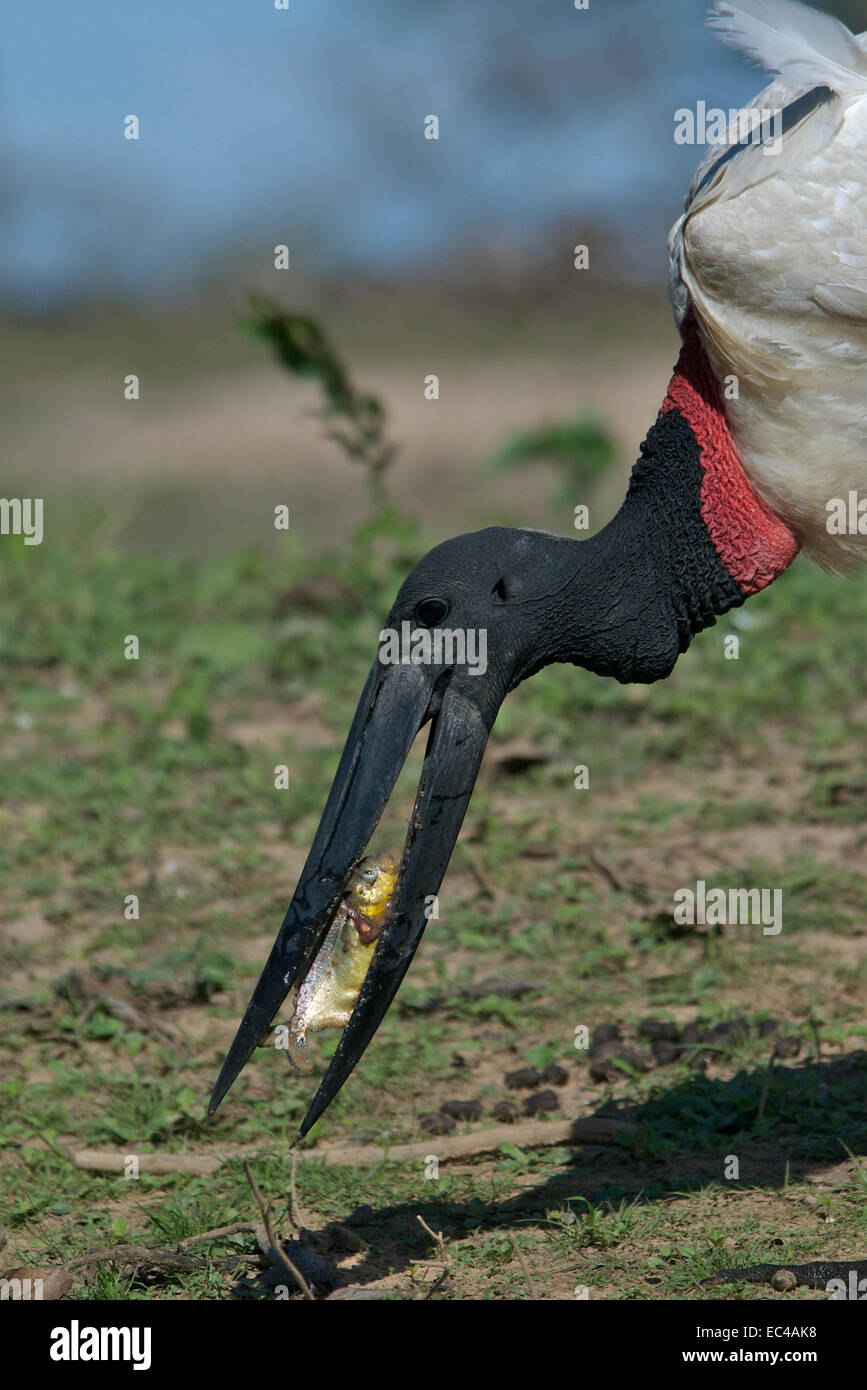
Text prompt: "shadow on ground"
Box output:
[[284, 1051, 866, 1297]]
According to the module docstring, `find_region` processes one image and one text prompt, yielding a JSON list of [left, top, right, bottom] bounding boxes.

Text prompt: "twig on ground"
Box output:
[[288, 1151, 306, 1232], [177, 1221, 257, 1250], [243, 1159, 314, 1301], [415, 1216, 450, 1300], [73, 1150, 222, 1176], [586, 849, 624, 894], [62, 1244, 206, 1274], [72, 1116, 637, 1178], [310, 1116, 637, 1165]]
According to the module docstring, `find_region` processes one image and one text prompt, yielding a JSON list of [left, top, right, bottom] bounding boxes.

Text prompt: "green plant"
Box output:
[[490, 413, 615, 512], [243, 295, 398, 503]]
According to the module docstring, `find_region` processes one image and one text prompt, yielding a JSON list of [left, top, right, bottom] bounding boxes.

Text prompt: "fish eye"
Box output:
[[361, 866, 379, 882], [416, 597, 449, 627]]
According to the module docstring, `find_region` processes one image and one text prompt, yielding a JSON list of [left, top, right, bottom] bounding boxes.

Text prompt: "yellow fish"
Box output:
[[285, 852, 397, 1073]]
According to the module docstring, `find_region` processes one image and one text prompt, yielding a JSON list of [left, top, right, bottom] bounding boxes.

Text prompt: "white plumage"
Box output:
[[668, 0, 867, 570]]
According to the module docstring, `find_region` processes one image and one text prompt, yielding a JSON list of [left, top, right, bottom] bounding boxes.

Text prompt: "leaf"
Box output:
[[497, 1142, 525, 1162], [524, 1041, 560, 1070]]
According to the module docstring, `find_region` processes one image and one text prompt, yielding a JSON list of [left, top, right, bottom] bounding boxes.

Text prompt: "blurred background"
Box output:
[[5, 0, 860, 553]]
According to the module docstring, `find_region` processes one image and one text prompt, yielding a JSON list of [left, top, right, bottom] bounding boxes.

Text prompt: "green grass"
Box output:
[[1, 515, 866, 1300]]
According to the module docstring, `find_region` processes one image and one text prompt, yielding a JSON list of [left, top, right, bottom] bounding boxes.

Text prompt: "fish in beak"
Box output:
[[209, 517, 665, 1139], [210, 270, 803, 1141], [282, 852, 398, 1074], [208, 583, 509, 1138]]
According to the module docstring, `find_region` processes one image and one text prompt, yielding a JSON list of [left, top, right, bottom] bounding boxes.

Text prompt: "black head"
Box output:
[[386, 525, 586, 701], [209, 525, 591, 1136]]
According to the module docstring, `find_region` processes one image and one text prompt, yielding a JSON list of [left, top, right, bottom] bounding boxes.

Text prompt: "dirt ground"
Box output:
[[1, 288, 865, 1302]]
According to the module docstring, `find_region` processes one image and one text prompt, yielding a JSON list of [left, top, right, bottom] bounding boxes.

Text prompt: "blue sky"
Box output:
[[0, 0, 763, 308]]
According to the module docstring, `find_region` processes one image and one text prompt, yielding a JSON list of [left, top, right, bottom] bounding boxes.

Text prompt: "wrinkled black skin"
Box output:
[[395, 407, 743, 700]]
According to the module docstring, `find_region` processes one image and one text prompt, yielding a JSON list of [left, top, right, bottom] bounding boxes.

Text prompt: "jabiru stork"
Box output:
[[211, 0, 867, 1288]]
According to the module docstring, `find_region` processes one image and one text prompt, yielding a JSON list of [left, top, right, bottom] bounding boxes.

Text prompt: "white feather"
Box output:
[[668, 2, 867, 571], [813, 283, 867, 320], [709, 0, 867, 92]]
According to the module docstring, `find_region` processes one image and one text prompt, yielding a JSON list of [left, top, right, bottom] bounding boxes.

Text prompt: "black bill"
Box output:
[[208, 657, 498, 1140]]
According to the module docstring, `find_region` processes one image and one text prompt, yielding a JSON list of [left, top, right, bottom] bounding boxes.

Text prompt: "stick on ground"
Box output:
[[72, 1115, 637, 1178], [242, 1159, 314, 1301]]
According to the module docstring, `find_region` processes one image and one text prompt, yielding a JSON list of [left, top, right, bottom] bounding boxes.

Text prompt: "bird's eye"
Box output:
[[361, 866, 378, 882], [492, 578, 508, 601], [416, 597, 449, 627]]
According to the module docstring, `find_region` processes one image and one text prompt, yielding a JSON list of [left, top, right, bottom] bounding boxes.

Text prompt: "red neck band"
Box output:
[[660, 324, 799, 596]]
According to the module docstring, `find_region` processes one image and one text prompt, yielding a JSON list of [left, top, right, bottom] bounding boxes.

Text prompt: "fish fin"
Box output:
[[286, 1033, 313, 1074]]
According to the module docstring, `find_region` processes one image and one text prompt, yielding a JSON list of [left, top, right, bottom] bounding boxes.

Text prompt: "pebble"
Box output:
[[505, 1066, 541, 1090], [680, 1023, 705, 1045], [651, 1039, 681, 1067], [541, 1064, 569, 1086], [710, 1018, 750, 1045], [418, 1111, 456, 1135], [522, 1089, 560, 1115], [588, 1045, 650, 1083], [440, 1098, 483, 1121], [638, 1019, 681, 1043]]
